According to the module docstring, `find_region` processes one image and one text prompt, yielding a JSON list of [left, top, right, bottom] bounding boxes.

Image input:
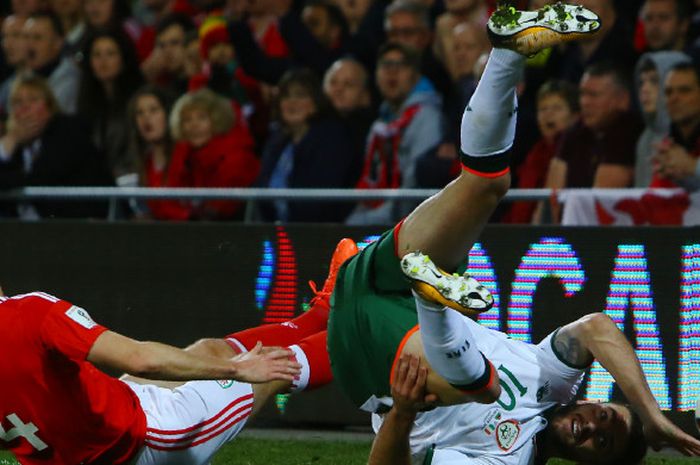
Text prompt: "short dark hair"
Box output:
[[155, 13, 195, 37], [583, 61, 633, 95], [638, 57, 657, 74], [537, 80, 580, 113], [29, 10, 64, 37], [668, 61, 700, 86], [645, 0, 692, 20], [377, 42, 421, 72], [614, 406, 647, 465], [385, 0, 430, 30], [305, 0, 349, 35], [275, 68, 330, 125]]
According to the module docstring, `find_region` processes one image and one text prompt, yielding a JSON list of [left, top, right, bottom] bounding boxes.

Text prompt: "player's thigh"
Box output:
[[399, 332, 480, 406], [127, 380, 254, 465]]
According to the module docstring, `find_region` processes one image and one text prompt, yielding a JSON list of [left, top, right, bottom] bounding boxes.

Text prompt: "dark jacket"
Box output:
[[257, 118, 359, 222], [0, 115, 112, 218]]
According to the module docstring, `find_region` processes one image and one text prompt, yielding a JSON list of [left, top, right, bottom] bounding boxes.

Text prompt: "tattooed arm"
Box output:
[[554, 313, 700, 456]]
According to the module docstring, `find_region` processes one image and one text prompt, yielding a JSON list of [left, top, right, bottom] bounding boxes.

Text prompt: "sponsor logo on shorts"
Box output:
[[495, 419, 520, 451], [482, 408, 503, 435], [217, 380, 234, 389], [65, 306, 97, 329]]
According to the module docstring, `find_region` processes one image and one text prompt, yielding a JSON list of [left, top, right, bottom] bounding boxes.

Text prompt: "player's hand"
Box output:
[[391, 354, 437, 418], [230, 341, 301, 384], [644, 412, 700, 456]]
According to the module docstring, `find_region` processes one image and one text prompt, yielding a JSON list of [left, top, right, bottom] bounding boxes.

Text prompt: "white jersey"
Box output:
[[372, 318, 586, 465]]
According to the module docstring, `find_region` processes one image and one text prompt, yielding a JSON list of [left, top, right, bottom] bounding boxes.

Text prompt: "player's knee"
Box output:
[[459, 169, 510, 199]]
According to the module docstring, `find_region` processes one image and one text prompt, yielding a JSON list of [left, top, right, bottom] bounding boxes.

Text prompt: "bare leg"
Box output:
[[398, 171, 510, 271], [398, 48, 525, 272]]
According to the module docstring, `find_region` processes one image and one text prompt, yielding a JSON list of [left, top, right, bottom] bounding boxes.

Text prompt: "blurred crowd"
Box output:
[[0, 0, 699, 224]]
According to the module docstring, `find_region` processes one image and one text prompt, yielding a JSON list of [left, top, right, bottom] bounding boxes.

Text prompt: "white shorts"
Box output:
[[125, 379, 254, 465]]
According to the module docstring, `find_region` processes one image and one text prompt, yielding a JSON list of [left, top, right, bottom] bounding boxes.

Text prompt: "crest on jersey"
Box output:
[[65, 306, 97, 329], [495, 419, 520, 451], [482, 408, 503, 435], [217, 380, 234, 389]]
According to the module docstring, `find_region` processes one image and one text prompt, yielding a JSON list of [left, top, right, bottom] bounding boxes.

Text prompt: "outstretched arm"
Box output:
[[554, 313, 700, 455], [88, 331, 300, 384], [368, 355, 437, 465]]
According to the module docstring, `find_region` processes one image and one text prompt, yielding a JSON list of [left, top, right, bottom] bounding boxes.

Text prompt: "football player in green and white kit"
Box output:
[[327, 3, 700, 465]]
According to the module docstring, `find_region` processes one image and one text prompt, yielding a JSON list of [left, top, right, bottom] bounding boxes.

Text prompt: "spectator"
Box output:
[[83, 0, 152, 62], [333, 0, 373, 33], [10, 0, 47, 18], [640, 0, 690, 52], [84, 0, 132, 31], [443, 21, 488, 136], [433, 0, 488, 80], [257, 68, 358, 222], [141, 13, 194, 95], [192, 16, 250, 106], [302, 0, 348, 52], [384, 0, 451, 97], [544, 62, 642, 220], [634, 51, 690, 187], [0, 15, 28, 82], [227, 0, 351, 84], [423, 22, 489, 191], [347, 42, 444, 225], [553, 0, 637, 84], [126, 85, 183, 219], [651, 61, 700, 190], [0, 11, 81, 114], [50, 0, 86, 57], [504, 80, 579, 224], [77, 30, 145, 180], [0, 75, 111, 219], [183, 28, 203, 82], [322, 57, 373, 169], [169, 88, 260, 220]]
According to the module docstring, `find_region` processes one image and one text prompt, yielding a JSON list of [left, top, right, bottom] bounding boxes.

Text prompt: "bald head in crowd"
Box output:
[[323, 58, 370, 113]]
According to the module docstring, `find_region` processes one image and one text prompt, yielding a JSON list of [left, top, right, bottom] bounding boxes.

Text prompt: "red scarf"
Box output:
[[356, 104, 421, 207]]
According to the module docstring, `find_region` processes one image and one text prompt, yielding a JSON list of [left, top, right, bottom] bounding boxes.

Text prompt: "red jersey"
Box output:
[[0, 293, 147, 465]]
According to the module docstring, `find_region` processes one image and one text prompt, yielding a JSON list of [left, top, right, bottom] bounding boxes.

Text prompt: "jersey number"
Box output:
[[0, 414, 48, 451], [496, 365, 528, 411]]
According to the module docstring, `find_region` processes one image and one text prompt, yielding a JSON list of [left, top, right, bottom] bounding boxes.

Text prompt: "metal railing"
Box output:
[[0, 187, 556, 222]]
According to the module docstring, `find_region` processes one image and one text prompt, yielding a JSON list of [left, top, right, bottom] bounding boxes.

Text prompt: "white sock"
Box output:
[[413, 291, 487, 387], [288, 344, 310, 393], [461, 48, 525, 156]]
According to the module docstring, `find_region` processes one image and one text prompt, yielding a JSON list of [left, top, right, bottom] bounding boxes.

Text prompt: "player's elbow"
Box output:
[[579, 312, 616, 335]]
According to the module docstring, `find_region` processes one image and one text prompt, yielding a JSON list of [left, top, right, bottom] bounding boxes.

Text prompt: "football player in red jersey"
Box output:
[[0, 239, 358, 465], [0, 291, 300, 465]]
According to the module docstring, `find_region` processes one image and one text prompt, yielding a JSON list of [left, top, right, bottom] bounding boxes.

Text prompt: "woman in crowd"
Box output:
[[257, 68, 358, 222], [127, 85, 189, 220], [78, 29, 144, 181], [168, 88, 260, 220]]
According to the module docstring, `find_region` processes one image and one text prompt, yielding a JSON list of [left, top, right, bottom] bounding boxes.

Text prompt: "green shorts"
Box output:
[[327, 227, 418, 412]]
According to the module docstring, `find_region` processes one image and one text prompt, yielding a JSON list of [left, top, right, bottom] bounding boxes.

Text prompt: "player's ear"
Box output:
[[0, 285, 5, 297]]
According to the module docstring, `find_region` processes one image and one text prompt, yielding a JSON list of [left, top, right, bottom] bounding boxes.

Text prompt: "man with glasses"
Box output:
[[347, 41, 445, 225]]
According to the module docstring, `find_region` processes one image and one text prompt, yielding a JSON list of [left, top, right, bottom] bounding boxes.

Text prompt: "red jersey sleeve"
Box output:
[[39, 299, 109, 361]]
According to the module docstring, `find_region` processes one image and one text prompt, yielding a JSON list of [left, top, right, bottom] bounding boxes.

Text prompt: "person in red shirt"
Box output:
[[168, 88, 260, 220]]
